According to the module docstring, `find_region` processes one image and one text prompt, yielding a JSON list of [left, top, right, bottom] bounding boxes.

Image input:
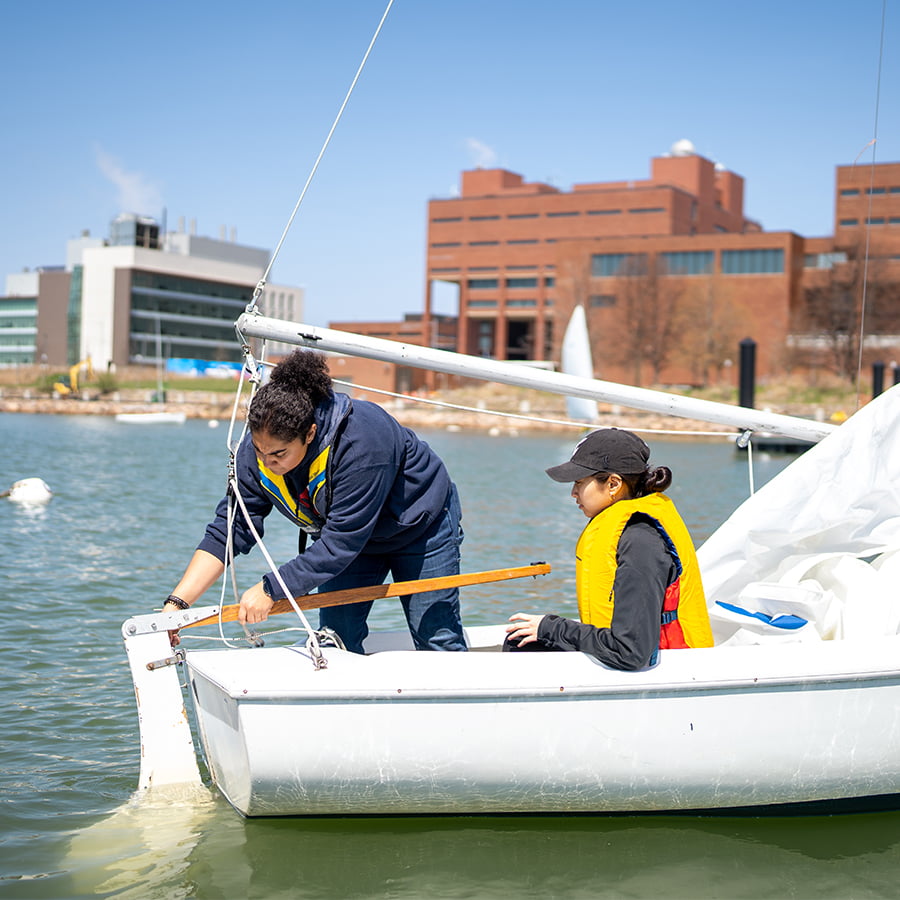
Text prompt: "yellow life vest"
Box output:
[[575, 493, 713, 648], [257, 444, 330, 532]]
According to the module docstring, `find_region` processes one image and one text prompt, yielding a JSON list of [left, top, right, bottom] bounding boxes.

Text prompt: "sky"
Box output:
[[2, 0, 898, 326]]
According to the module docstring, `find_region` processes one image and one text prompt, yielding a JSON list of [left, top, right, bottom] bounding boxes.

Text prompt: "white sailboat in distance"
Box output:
[[561, 304, 597, 422]]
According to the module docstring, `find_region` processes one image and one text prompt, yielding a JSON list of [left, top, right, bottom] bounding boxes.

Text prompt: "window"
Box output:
[[591, 253, 648, 277], [469, 240, 499, 246], [431, 216, 462, 223], [721, 248, 784, 275], [590, 294, 616, 307], [469, 266, 497, 271], [840, 189, 860, 196], [468, 278, 498, 289], [587, 209, 621, 216], [507, 299, 537, 307], [546, 211, 579, 217], [867, 217, 885, 225], [866, 187, 886, 195], [890, 217, 900, 225], [469, 215, 500, 221], [839, 218, 859, 227], [468, 299, 497, 307], [803, 252, 847, 269], [507, 239, 538, 245], [431, 242, 460, 248], [544, 277, 555, 287], [507, 212, 539, 219], [506, 277, 538, 288], [659, 251, 714, 276], [629, 207, 665, 214]]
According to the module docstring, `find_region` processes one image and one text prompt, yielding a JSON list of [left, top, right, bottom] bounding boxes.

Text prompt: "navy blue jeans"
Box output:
[[317, 485, 467, 653]]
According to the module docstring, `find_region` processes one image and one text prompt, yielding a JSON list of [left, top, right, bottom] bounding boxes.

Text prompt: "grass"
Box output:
[[0, 364, 875, 417]]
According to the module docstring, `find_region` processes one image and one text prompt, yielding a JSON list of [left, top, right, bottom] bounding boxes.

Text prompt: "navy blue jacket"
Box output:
[[197, 394, 452, 599]]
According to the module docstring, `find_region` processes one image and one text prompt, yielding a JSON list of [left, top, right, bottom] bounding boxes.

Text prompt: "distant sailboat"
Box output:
[[561, 304, 597, 422]]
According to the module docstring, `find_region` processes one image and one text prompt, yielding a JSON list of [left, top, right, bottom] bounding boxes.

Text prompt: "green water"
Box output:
[[2, 413, 898, 899]]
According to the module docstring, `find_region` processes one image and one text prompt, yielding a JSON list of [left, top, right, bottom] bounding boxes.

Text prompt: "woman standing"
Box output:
[[165, 350, 467, 653], [505, 428, 712, 669]]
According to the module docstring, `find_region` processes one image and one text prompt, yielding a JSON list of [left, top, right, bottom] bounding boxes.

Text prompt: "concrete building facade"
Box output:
[[2, 215, 304, 372]]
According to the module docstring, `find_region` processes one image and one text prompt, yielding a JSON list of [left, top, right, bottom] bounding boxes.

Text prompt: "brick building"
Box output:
[[411, 147, 900, 388]]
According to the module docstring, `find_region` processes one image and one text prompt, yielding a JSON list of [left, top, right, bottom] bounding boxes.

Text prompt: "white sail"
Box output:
[[560, 305, 597, 422]]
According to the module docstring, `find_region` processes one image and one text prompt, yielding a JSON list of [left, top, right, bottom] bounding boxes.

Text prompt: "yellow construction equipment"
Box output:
[[53, 358, 94, 396]]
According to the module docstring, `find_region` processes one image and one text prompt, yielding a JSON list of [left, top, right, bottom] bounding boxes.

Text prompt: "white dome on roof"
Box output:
[[670, 139, 696, 157]]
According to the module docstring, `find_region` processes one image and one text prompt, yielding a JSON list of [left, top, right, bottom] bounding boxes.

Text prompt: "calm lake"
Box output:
[[2, 412, 899, 899]]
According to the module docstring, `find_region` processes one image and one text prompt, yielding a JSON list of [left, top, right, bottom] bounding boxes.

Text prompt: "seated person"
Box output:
[[505, 428, 713, 670]]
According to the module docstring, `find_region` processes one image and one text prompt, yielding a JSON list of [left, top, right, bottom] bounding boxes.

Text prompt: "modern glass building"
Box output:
[[0, 296, 37, 365], [2, 215, 303, 370]]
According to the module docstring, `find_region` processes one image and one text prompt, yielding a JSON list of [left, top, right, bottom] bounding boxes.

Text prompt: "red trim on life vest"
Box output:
[[659, 578, 689, 650]]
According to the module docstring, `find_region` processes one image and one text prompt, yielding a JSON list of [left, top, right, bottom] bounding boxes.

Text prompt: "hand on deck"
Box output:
[[506, 612, 545, 647]]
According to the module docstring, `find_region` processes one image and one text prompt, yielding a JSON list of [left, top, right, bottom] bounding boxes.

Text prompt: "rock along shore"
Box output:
[[0, 385, 736, 441]]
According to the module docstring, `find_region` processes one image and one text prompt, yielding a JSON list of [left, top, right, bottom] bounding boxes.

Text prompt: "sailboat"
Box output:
[[121, 312, 900, 817], [119, 0, 900, 818], [560, 304, 597, 423]]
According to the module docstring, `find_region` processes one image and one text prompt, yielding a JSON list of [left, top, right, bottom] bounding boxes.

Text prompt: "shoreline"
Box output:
[[0, 390, 745, 440]]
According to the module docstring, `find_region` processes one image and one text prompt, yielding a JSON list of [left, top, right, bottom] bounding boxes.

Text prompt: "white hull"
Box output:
[[184, 629, 900, 817]]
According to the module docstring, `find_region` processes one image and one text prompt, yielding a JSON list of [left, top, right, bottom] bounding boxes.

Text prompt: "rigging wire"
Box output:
[[218, 338, 327, 665], [247, 0, 395, 313], [227, 472, 326, 667], [329, 376, 738, 438], [206, 2, 395, 665], [852, 0, 888, 408]]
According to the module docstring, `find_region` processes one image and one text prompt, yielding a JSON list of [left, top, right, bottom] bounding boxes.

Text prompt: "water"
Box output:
[[2, 413, 899, 899]]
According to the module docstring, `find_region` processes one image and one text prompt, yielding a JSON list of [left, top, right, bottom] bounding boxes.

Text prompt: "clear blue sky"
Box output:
[[2, 0, 897, 326]]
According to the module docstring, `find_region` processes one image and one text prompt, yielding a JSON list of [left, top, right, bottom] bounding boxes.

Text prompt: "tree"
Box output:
[[608, 254, 686, 386], [676, 277, 747, 387], [796, 242, 900, 381]]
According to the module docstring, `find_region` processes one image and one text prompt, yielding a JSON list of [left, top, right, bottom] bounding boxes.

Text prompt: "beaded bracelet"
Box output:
[[164, 594, 190, 610]]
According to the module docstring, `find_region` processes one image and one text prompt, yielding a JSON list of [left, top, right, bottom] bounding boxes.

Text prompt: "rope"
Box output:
[[215, 0, 398, 659], [177, 627, 309, 644], [227, 470, 327, 668], [208, 338, 327, 664], [246, 0, 395, 314], [746, 438, 756, 496], [329, 377, 737, 439]]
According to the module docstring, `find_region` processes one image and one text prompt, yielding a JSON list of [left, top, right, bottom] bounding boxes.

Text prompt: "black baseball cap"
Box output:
[[545, 428, 650, 482]]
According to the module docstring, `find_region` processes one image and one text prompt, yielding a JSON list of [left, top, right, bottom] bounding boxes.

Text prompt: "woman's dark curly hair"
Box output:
[[248, 350, 333, 441]]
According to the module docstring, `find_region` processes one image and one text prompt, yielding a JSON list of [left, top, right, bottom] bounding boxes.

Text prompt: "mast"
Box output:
[[236, 312, 837, 443]]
